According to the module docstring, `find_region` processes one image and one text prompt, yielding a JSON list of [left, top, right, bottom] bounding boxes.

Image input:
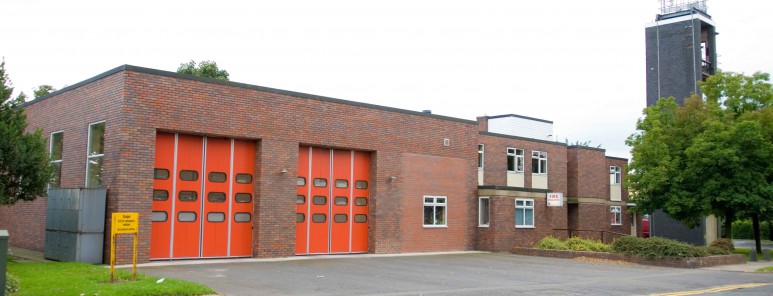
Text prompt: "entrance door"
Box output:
[[296, 146, 370, 255]]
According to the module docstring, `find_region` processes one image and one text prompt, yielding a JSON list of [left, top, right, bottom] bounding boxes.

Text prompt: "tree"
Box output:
[[627, 71, 773, 253], [0, 59, 53, 205], [176, 60, 230, 81], [33, 84, 56, 99]]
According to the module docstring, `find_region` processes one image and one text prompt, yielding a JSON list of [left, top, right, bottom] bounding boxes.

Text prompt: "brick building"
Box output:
[[0, 65, 631, 263]]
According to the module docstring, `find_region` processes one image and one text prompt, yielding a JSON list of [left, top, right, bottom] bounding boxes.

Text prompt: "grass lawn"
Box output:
[[7, 261, 215, 296], [734, 248, 751, 260], [758, 266, 773, 272]]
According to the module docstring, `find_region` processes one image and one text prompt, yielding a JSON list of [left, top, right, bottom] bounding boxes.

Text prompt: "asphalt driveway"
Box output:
[[139, 252, 773, 296]]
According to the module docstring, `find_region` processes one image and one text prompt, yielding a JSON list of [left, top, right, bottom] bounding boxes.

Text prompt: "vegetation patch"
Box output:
[[757, 266, 773, 272], [611, 236, 708, 259], [6, 262, 215, 296], [536, 237, 610, 253]]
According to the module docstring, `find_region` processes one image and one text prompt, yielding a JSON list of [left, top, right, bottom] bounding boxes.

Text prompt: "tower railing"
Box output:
[[659, 0, 708, 15]]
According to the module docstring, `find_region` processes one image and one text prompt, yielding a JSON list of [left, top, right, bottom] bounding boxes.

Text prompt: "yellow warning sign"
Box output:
[[112, 213, 138, 234]]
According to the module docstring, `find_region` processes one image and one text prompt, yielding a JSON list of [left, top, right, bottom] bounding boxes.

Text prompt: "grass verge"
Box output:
[[734, 248, 751, 261], [757, 266, 773, 272], [7, 262, 215, 296]]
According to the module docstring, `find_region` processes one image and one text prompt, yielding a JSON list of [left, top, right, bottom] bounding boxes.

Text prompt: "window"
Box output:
[[477, 144, 484, 169], [152, 190, 169, 201], [355, 180, 368, 189], [234, 212, 251, 222], [207, 192, 226, 203], [178, 191, 198, 202], [86, 122, 105, 188], [610, 166, 621, 184], [313, 178, 327, 187], [235, 193, 252, 203], [478, 197, 490, 227], [154, 169, 169, 180], [515, 199, 534, 228], [178, 212, 197, 222], [507, 148, 524, 173], [235, 173, 252, 184], [296, 213, 305, 223], [179, 170, 198, 181], [313, 195, 327, 205], [312, 213, 326, 223], [355, 197, 368, 206], [335, 179, 348, 188], [334, 196, 348, 206], [611, 206, 622, 225], [50, 131, 63, 188], [297, 177, 306, 186], [354, 214, 367, 223], [151, 211, 168, 222], [208, 172, 227, 183], [531, 151, 547, 174], [296, 195, 305, 204], [207, 212, 225, 222], [334, 214, 348, 223], [423, 196, 447, 227]]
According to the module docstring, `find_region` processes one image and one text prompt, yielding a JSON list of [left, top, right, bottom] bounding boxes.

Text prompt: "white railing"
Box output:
[[659, 0, 707, 15]]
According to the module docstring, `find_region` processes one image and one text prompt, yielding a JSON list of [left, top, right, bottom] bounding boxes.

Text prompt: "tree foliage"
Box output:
[[176, 60, 230, 81], [627, 71, 773, 248], [33, 84, 56, 99], [0, 59, 53, 205]]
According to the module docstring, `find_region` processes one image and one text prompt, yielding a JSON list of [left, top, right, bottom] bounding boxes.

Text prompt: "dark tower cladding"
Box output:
[[645, 0, 717, 107], [644, 0, 720, 246]]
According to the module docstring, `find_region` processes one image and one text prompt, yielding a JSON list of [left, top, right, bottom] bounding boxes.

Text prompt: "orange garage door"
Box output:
[[296, 146, 370, 255], [150, 133, 255, 260]]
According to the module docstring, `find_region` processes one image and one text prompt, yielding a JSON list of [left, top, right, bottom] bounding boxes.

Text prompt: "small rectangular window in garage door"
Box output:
[[180, 170, 199, 181], [178, 191, 198, 202], [207, 192, 226, 203], [354, 214, 367, 223], [152, 211, 168, 222], [153, 190, 168, 201], [178, 212, 197, 222], [235, 193, 252, 203], [208, 172, 227, 183], [312, 213, 326, 223], [234, 213, 251, 223], [207, 212, 226, 223], [334, 214, 348, 223], [236, 173, 252, 184], [154, 168, 169, 180]]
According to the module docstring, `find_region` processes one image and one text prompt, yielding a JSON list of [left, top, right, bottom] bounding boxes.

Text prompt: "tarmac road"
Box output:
[[140, 252, 773, 296]]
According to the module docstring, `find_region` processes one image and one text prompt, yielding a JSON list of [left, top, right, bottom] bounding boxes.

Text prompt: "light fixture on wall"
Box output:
[[280, 169, 288, 174], [388, 176, 397, 182]]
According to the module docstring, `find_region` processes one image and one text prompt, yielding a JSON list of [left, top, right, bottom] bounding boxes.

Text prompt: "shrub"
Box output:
[[611, 236, 707, 259], [5, 272, 20, 295], [731, 220, 770, 239], [564, 237, 611, 253], [536, 236, 567, 250], [709, 238, 735, 252], [705, 246, 731, 256]]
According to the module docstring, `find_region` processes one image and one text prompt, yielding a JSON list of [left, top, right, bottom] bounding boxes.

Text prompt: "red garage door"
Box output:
[[296, 146, 370, 255], [150, 133, 255, 260]]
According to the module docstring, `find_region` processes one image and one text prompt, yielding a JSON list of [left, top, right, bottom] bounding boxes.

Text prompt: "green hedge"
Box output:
[[731, 220, 771, 239], [611, 236, 710, 258], [536, 237, 610, 253]]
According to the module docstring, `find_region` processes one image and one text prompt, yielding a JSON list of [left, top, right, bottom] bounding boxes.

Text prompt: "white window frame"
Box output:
[[85, 121, 105, 188], [506, 148, 525, 173], [515, 198, 535, 228], [531, 151, 547, 175], [423, 195, 447, 227], [478, 197, 490, 227], [610, 166, 621, 184], [478, 144, 484, 170], [611, 206, 622, 225], [49, 131, 64, 188]]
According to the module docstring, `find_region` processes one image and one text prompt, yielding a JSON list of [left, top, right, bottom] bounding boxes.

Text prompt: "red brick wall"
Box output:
[[477, 195, 568, 251], [573, 203, 630, 243], [399, 153, 475, 252], [0, 198, 47, 251], [566, 147, 607, 198], [479, 134, 567, 194]]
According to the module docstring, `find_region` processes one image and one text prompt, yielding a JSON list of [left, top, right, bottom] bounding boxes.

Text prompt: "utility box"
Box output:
[[1, 230, 8, 296], [44, 188, 107, 264]]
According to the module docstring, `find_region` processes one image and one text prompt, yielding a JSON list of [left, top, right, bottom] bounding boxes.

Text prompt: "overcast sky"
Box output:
[[3, 0, 772, 159]]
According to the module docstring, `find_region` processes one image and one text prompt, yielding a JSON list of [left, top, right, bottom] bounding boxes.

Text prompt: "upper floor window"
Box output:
[[50, 131, 63, 188], [507, 148, 524, 173], [86, 122, 105, 188], [610, 166, 621, 184], [478, 144, 484, 169], [531, 151, 547, 174]]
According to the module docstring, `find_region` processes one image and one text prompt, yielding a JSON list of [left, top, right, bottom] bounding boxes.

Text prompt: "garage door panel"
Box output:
[[330, 150, 352, 253], [173, 134, 203, 259], [202, 137, 231, 258], [351, 150, 370, 253], [151, 132, 175, 259], [308, 147, 331, 254], [296, 146, 310, 255], [230, 139, 255, 257]]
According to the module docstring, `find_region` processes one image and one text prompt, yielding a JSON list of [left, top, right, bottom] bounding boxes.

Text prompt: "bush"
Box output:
[[709, 238, 735, 252], [611, 236, 708, 259], [536, 236, 567, 250], [731, 220, 770, 239], [705, 246, 732, 256], [564, 237, 611, 253], [5, 272, 20, 295]]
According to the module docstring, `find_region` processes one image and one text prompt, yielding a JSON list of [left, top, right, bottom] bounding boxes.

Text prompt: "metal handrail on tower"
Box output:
[[659, 0, 708, 15]]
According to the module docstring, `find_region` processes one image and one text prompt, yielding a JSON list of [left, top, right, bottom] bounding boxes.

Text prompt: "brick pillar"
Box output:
[[254, 139, 298, 257]]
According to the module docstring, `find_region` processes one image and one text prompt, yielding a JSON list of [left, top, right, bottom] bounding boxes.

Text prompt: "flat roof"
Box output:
[[486, 114, 553, 124], [25, 65, 477, 125]]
